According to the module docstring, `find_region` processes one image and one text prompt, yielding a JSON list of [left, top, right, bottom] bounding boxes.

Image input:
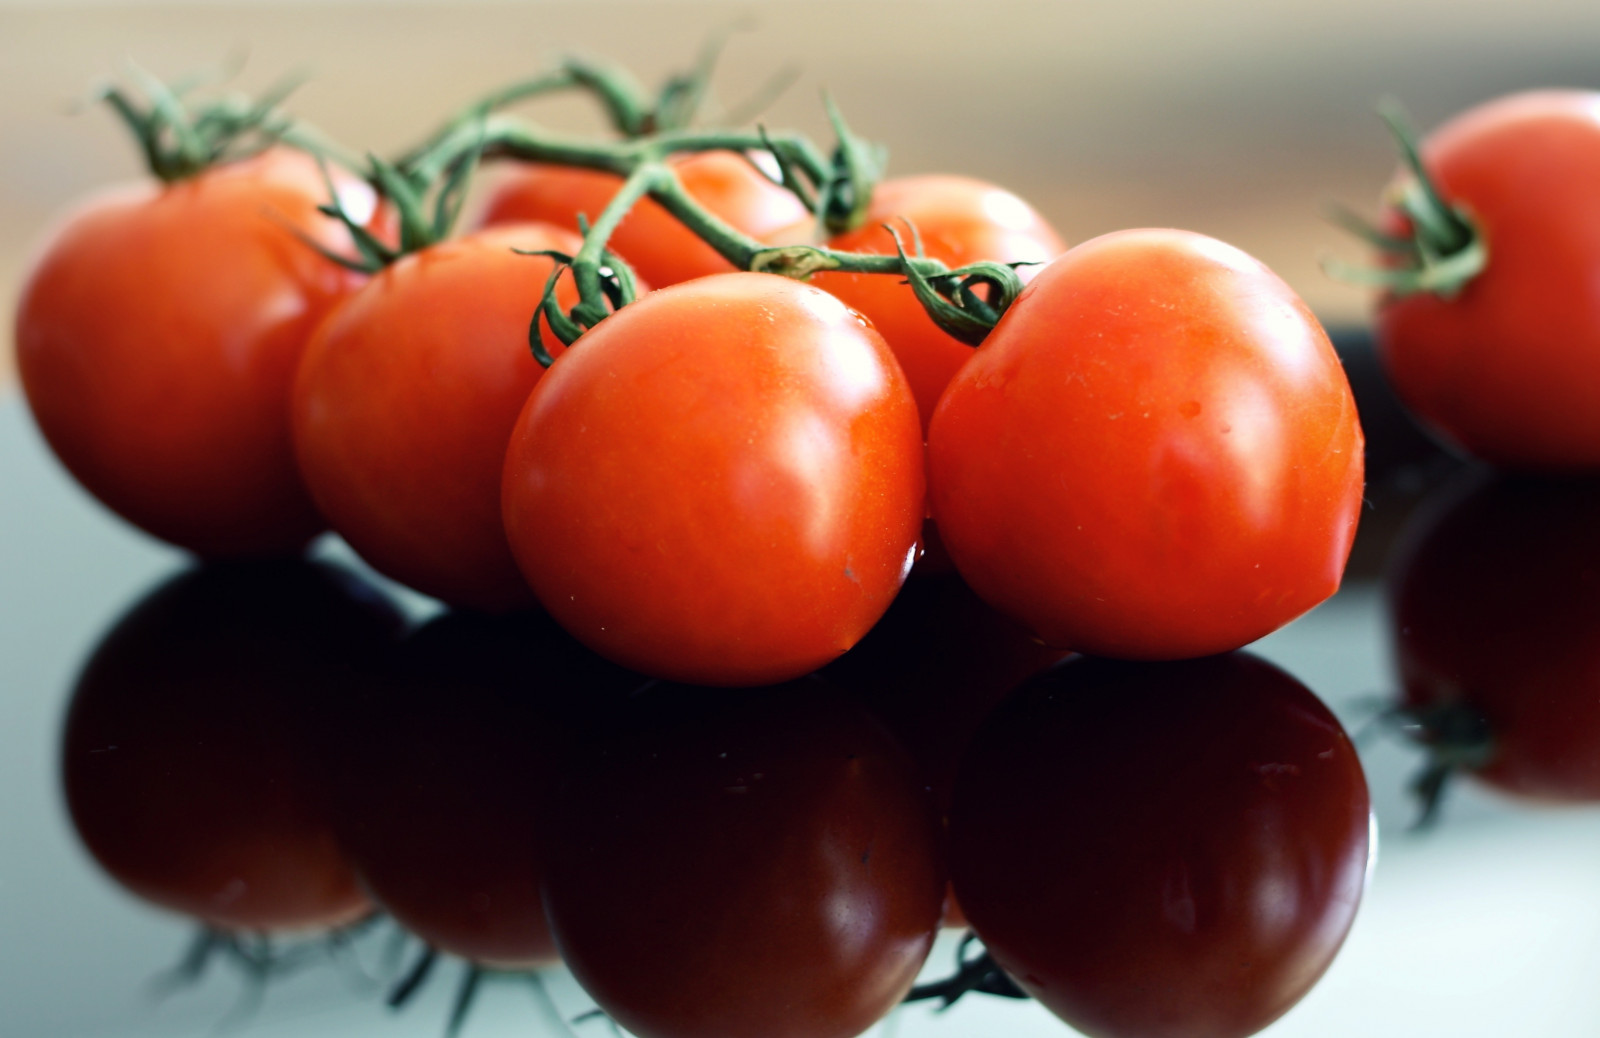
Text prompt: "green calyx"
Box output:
[[96, 61, 312, 183], [1325, 98, 1488, 299], [1389, 698, 1495, 830]]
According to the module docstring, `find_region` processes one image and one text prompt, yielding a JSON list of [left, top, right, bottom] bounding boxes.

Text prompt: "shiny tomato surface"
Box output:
[[793, 174, 1065, 432], [15, 149, 370, 556], [1377, 91, 1600, 470], [928, 228, 1364, 659], [501, 272, 924, 686], [292, 223, 582, 612], [542, 686, 945, 1038], [61, 560, 402, 932], [950, 653, 1371, 1038], [477, 150, 807, 287], [1390, 471, 1600, 801]]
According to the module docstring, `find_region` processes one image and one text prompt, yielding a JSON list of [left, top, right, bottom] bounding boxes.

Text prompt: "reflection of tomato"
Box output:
[[330, 610, 643, 968], [62, 561, 402, 932], [1389, 471, 1600, 801], [778, 175, 1065, 432], [477, 151, 806, 287], [543, 685, 944, 1038], [950, 653, 1370, 1038], [293, 223, 582, 612], [502, 272, 924, 685], [16, 149, 372, 556], [1375, 91, 1600, 469], [928, 228, 1364, 660], [823, 571, 1068, 927]]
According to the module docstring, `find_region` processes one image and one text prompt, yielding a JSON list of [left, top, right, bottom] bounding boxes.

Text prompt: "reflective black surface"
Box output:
[[7, 330, 1600, 1038]]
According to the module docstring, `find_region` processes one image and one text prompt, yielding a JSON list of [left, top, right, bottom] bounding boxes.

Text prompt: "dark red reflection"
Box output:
[[1389, 471, 1600, 804], [61, 560, 403, 932], [950, 653, 1371, 1038], [329, 609, 643, 969], [823, 570, 1068, 926], [543, 681, 946, 1038]]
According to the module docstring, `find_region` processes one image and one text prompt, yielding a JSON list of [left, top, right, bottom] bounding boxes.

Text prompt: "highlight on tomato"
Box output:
[[501, 271, 925, 686], [15, 85, 376, 558], [61, 559, 403, 933], [928, 227, 1365, 660], [541, 682, 945, 1038], [292, 220, 586, 612], [1348, 92, 1600, 470], [1387, 469, 1600, 819], [949, 652, 1372, 1038]]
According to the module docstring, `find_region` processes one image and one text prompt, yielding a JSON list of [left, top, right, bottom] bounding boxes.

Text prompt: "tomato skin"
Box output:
[[542, 685, 945, 1038], [477, 151, 807, 288], [15, 150, 369, 557], [928, 228, 1364, 660], [949, 653, 1371, 1038], [784, 175, 1065, 433], [1377, 91, 1600, 470], [501, 272, 925, 686], [1389, 471, 1600, 800], [292, 223, 583, 612], [61, 560, 403, 932]]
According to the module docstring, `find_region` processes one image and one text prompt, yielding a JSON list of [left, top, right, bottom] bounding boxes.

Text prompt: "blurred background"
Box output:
[[9, 3, 1600, 1037]]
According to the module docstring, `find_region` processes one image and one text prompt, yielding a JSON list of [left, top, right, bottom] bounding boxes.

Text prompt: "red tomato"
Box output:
[[61, 560, 403, 932], [543, 685, 945, 1038], [1389, 470, 1600, 802], [501, 272, 924, 686], [476, 150, 807, 288], [928, 228, 1364, 660], [1376, 91, 1600, 470], [329, 611, 639, 969], [15, 149, 372, 556], [292, 222, 583, 612], [777, 174, 1065, 433], [950, 653, 1371, 1038]]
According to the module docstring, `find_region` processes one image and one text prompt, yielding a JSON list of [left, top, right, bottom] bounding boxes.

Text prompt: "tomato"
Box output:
[[501, 272, 924, 686], [292, 222, 583, 612], [542, 684, 945, 1038], [61, 559, 403, 932], [15, 149, 373, 557], [1389, 470, 1600, 804], [927, 228, 1364, 660], [329, 610, 639, 969], [477, 150, 807, 288], [949, 653, 1371, 1038], [1375, 91, 1600, 470], [776, 174, 1065, 433]]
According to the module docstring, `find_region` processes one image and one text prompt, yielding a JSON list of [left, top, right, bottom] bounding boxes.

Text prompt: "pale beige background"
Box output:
[[5, 0, 1600, 392]]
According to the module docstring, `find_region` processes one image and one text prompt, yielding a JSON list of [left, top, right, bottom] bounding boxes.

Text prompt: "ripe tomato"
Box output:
[[928, 228, 1364, 660], [542, 684, 945, 1038], [61, 559, 403, 932], [15, 149, 373, 557], [501, 272, 924, 686], [292, 222, 583, 612], [949, 653, 1371, 1038], [1375, 91, 1600, 470], [776, 174, 1065, 432], [477, 150, 807, 288], [1389, 470, 1600, 804]]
